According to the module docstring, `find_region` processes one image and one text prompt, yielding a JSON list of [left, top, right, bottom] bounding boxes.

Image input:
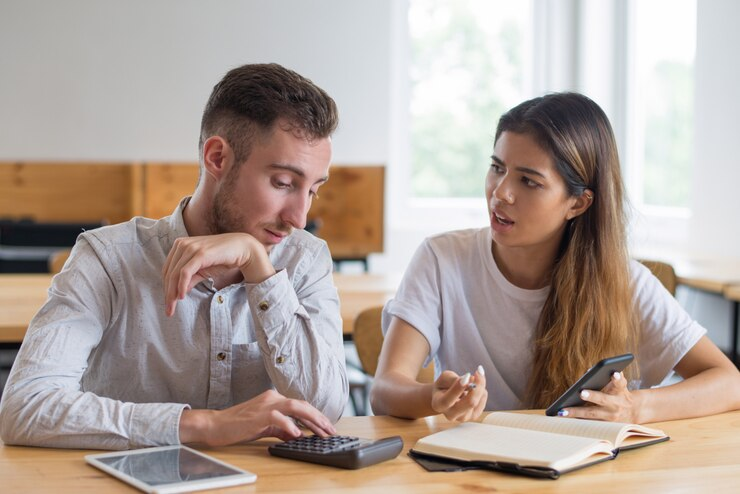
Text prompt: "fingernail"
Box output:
[[460, 373, 471, 386], [580, 390, 590, 399], [557, 409, 569, 417], [466, 383, 477, 390], [613, 371, 621, 380], [477, 365, 485, 376]]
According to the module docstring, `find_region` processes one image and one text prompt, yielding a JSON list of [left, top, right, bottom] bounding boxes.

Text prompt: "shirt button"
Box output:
[[276, 355, 286, 364], [217, 295, 224, 304], [258, 301, 269, 311], [216, 352, 227, 361]]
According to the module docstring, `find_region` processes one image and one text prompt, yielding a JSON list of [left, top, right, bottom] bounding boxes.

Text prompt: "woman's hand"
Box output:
[[559, 372, 639, 423], [431, 366, 488, 422]]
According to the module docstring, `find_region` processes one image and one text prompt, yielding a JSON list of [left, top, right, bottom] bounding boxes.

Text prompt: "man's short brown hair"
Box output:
[[199, 63, 338, 165]]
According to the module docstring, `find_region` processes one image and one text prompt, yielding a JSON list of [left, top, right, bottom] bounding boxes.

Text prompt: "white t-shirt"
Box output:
[[382, 227, 706, 411]]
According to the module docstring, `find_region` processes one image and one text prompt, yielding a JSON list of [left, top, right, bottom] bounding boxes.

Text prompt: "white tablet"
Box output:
[[85, 445, 256, 493]]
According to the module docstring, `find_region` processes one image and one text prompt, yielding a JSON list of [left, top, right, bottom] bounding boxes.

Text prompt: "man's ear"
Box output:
[[566, 189, 594, 220], [201, 136, 233, 181]]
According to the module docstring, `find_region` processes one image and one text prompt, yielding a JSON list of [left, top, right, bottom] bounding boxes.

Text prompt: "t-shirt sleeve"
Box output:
[[382, 239, 443, 358], [631, 261, 706, 388]]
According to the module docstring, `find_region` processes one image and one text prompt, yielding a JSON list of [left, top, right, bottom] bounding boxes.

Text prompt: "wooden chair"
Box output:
[[637, 259, 677, 296], [353, 306, 435, 382], [48, 249, 71, 274]]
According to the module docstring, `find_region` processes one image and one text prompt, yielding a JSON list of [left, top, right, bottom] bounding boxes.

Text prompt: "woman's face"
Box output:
[[485, 131, 584, 255]]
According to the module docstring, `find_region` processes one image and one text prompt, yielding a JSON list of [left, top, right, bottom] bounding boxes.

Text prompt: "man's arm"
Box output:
[[0, 238, 186, 449], [163, 233, 348, 422], [246, 244, 348, 421]]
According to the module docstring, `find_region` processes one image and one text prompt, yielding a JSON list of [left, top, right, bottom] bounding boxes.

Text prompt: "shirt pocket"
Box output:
[[231, 341, 271, 402]]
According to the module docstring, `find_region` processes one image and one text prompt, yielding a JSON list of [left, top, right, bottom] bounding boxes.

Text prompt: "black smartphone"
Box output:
[[545, 353, 634, 416]]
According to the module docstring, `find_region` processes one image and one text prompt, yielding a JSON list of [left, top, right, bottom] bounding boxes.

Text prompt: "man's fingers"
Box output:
[[265, 410, 302, 438]]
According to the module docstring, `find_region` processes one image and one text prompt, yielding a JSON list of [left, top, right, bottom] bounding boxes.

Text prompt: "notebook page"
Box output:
[[414, 422, 613, 470], [483, 412, 629, 445]]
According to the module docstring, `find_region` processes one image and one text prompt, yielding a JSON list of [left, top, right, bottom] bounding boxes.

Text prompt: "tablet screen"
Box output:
[[86, 445, 256, 493]]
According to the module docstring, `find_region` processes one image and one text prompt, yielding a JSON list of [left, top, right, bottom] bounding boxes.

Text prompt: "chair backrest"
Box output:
[[48, 249, 72, 274], [353, 306, 435, 383], [637, 259, 677, 296]]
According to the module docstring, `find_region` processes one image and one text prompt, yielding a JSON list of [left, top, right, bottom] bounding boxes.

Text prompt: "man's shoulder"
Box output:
[[80, 215, 166, 249]]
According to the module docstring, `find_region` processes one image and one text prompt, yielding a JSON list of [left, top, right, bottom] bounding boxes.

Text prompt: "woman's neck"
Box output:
[[491, 242, 559, 290]]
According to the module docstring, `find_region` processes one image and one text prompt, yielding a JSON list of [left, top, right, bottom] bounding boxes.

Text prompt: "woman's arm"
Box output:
[[633, 335, 740, 422], [565, 336, 740, 423], [370, 316, 487, 420]]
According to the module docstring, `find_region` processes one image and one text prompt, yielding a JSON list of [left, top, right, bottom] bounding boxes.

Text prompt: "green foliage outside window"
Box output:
[[409, 0, 527, 198]]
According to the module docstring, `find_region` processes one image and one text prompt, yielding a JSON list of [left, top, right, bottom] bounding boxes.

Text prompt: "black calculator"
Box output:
[[268, 435, 403, 469]]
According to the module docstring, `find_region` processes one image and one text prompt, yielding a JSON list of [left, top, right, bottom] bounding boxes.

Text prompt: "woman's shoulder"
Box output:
[[424, 227, 487, 252]]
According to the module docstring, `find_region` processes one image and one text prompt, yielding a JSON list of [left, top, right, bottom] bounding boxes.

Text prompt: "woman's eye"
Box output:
[[490, 163, 504, 174], [274, 179, 292, 189], [522, 176, 542, 188]]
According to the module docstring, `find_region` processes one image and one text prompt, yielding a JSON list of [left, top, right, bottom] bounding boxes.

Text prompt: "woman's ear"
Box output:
[[566, 189, 594, 220], [201, 136, 234, 181]]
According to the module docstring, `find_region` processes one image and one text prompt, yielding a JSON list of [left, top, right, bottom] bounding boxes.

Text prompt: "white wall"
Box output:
[[1, 0, 738, 272], [0, 0, 391, 164], [690, 0, 740, 258]]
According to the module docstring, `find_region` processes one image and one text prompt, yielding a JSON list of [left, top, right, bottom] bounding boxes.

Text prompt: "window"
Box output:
[[408, 0, 533, 199], [628, 0, 696, 210]]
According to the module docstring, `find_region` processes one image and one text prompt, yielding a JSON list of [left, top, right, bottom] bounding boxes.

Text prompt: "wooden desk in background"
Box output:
[[0, 273, 399, 344], [669, 258, 740, 365], [2, 411, 739, 493]]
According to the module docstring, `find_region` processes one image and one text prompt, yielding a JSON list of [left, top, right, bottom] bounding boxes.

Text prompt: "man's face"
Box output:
[[209, 126, 332, 251]]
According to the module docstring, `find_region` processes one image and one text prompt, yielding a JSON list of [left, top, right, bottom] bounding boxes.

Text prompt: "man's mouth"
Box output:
[[264, 228, 291, 243]]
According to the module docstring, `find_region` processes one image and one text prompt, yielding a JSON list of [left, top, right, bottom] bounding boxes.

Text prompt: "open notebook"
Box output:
[[410, 412, 669, 479]]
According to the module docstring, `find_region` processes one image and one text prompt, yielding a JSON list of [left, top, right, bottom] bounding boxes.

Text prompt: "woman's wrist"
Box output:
[[631, 389, 650, 423]]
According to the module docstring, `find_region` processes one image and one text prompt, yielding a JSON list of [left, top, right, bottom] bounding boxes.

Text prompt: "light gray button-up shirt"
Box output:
[[0, 198, 348, 449]]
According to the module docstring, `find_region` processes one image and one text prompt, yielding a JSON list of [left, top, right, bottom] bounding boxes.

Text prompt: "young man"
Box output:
[[0, 63, 348, 449]]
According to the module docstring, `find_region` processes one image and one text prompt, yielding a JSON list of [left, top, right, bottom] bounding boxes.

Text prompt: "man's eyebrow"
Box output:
[[269, 163, 329, 184], [491, 155, 547, 179]]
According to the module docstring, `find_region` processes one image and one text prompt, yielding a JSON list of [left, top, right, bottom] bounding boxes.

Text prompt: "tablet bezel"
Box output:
[[85, 445, 256, 494]]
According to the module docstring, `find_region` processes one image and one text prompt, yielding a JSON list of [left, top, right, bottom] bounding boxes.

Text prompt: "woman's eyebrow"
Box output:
[[491, 155, 547, 179]]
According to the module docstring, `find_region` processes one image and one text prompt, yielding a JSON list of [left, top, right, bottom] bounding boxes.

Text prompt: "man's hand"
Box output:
[[162, 233, 276, 316], [179, 390, 337, 446], [431, 366, 487, 422]]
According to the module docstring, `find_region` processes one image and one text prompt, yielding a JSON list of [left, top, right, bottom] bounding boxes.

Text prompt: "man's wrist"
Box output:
[[240, 237, 277, 284], [179, 409, 213, 444]]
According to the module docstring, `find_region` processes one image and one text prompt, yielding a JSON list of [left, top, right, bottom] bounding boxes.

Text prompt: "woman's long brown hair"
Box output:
[[494, 93, 639, 408]]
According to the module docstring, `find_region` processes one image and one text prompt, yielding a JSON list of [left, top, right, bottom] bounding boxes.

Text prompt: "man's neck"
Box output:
[[182, 192, 210, 237]]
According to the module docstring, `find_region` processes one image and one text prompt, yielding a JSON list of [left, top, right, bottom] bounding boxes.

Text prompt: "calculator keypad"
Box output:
[[273, 435, 361, 454]]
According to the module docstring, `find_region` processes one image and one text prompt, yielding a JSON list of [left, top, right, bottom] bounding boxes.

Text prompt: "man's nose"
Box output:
[[281, 193, 311, 230]]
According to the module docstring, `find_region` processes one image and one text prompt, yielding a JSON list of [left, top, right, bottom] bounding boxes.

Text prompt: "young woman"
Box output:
[[371, 92, 740, 424]]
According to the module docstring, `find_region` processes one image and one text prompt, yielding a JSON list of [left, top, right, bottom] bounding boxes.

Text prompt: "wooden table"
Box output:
[[2, 411, 739, 493], [672, 258, 740, 293], [0, 274, 51, 344], [0, 273, 400, 344]]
